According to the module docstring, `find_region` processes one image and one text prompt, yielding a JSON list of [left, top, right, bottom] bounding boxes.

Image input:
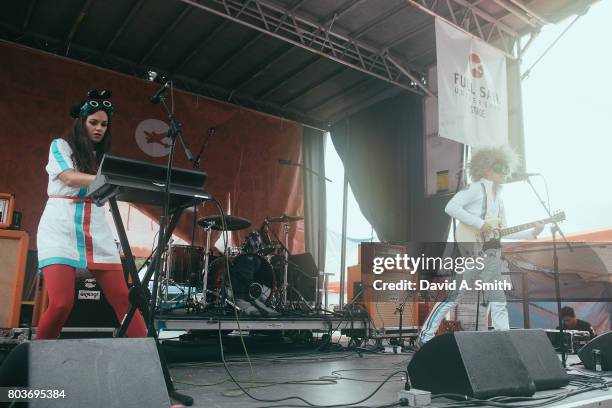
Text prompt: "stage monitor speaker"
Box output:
[[578, 331, 612, 370], [408, 330, 568, 398], [0, 338, 170, 408], [508, 329, 569, 390]]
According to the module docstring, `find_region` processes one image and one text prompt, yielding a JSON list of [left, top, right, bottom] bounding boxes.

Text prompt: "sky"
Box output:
[[326, 1, 612, 243], [503, 0, 612, 235]]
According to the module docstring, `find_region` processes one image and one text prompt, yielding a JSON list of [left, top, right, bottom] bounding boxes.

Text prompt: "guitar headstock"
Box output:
[[551, 210, 566, 224]]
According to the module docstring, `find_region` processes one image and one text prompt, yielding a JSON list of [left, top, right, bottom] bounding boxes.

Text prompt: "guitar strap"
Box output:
[[479, 182, 488, 220]]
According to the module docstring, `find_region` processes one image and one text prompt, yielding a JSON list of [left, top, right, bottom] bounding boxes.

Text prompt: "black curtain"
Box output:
[[330, 91, 450, 243]]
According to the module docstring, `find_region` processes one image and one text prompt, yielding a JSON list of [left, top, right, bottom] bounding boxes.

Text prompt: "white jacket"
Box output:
[[445, 178, 536, 240]]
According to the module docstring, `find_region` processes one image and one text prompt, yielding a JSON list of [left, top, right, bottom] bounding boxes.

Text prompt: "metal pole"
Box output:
[[324, 272, 329, 310], [339, 172, 349, 310], [338, 119, 350, 310], [522, 271, 530, 328], [202, 225, 212, 304], [283, 222, 290, 304]]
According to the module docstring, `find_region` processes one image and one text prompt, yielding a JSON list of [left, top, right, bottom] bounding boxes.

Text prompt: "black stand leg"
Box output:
[[476, 290, 480, 331], [108, 198, 194, 405], [524, 177, 572, 368], [105, 82, 200, 405], [552, 227, 567, 368]]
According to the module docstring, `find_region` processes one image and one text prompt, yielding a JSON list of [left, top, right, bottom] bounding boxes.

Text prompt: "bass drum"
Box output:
[[207, 254, 276, 304]]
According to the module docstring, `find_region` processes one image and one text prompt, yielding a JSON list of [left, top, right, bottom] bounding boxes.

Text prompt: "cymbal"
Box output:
[[267, 214, 304, 223], [197, 215, 251, 231]]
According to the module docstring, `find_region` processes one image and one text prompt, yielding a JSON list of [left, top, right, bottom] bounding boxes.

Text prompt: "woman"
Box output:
[[36, 90, 147, 339]]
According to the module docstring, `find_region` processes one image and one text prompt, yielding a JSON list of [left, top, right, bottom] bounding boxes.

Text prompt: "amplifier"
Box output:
[[41, 269, 119, 329], [545, 329, 591, 354], [0, 229, 28, 327], [347, 243, 419, 330]]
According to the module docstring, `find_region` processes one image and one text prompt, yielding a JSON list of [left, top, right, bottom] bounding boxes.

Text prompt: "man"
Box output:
[[558, 306, 596, 339], [417, 146, 543, 347]]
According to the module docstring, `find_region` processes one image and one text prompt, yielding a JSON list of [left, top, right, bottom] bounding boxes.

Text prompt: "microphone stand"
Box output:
[[524, 176, 573, 368], [281, 160, 333, 182], [193, 127, 215, 169], [191, 127, 214, 311], [147, 82, 195, 405]]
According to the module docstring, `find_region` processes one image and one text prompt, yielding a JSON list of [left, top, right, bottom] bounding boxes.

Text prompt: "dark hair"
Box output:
[[560, 306, 575, 318], [64, 110, 111, 174]]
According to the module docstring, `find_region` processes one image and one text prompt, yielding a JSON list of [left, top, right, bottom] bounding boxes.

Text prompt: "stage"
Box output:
[[168, 351, 612, 408], [155, 313, 370, 334]]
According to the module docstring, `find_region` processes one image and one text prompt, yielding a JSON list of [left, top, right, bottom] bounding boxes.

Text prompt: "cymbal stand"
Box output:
[[202, 222, 213, 308], [158, 246, 170, 309], [264, 220, 292, 306], [162, 250, 169, 304], [283, 222, 290, 305]]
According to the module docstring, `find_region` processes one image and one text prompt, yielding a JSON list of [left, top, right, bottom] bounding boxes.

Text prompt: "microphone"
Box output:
[[279, 158, 333, 182], [150, 81, 171, 104], [193, 127, 215, 168], [511, 171, 540, 180]]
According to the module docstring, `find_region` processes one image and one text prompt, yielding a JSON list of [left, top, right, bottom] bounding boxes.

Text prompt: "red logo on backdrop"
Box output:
[[135, 119, 171, 157], [469, 53, 484, 78]]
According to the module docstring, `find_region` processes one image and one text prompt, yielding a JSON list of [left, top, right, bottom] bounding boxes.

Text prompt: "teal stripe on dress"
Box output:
[[39, 257, 85, 270], [51, 139, 71, 171]]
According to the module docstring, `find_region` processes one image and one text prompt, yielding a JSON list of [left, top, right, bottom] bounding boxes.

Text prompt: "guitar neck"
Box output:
[[500, 217, 552, 237]]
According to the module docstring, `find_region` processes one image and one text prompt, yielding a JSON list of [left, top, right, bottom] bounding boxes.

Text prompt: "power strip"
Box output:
[[398, 389, 431, 407]]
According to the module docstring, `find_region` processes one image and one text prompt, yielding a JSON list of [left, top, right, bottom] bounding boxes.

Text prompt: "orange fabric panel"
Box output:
[[0, 42, 304, 253]]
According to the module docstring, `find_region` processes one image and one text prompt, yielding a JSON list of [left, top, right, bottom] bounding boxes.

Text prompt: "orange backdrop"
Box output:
[[0, 42, 305, 253]]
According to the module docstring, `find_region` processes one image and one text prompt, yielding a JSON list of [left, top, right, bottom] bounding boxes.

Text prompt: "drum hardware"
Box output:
[[242, 227, 274, 255], [201, 222, 213, 308], [197, 214, 254, 312], [226, 246, 241, 256], [264, 216, 302, 305], [288, 286, 314, 312], [282, 222, 290, 304], [207, 253, 276, 315]]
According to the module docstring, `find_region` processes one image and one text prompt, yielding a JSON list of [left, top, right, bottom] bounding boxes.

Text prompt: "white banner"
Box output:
[[435, 18, 508, 147]]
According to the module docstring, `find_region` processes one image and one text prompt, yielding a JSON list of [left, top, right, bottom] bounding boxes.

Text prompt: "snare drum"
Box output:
[[168, 245, 204, 287], [242, 230, 274, 255]]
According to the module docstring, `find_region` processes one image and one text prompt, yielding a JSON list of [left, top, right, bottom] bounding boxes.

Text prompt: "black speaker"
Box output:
[[408, 330, 568, 399], [578, 331, 612, 370], [0, 338, 170, 407], [507, 329, 569, 390], [287, 253, 319, 302], [64, 269, 119, 328]]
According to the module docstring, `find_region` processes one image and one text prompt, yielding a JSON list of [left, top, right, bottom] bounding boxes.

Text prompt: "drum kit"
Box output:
[[160, 213, 305, 315]]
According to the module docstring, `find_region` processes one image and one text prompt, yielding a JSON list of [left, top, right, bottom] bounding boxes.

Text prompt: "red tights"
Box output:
[[37, 264, 148, 339]]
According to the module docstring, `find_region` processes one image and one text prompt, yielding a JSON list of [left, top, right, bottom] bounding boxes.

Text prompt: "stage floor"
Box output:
[[168, 350, 612, 408]]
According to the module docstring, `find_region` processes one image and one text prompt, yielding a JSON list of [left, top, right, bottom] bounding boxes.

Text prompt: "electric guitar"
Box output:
[[455, 210, 566, 252]]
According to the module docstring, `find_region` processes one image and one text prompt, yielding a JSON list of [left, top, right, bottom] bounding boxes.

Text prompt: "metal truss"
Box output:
[[0, 23, 327, 130], [406, 0, 528, 59], [180, 0, 434, 97]]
